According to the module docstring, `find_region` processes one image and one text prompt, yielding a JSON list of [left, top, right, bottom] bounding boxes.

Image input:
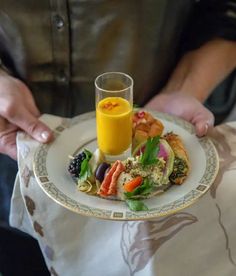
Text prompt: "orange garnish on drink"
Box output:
[[102, 101, 119, 110]]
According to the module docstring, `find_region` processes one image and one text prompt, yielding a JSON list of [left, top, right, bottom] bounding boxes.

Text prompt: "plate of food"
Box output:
[[33, 110, 219, 220]]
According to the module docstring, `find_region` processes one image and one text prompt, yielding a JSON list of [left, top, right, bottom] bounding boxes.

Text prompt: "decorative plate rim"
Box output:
[[33, 111, 219, 221]]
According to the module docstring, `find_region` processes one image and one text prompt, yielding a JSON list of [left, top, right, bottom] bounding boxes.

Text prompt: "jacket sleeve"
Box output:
[[183, 0, 236, 50]]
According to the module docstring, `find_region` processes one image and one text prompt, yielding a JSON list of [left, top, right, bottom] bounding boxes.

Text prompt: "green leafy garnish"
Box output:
[[126, 199, 148, 211], [78, 149, 92, 184], [124, 178, 154, 199], [133, 103, 140, 111], [140, 136, 160, 166]]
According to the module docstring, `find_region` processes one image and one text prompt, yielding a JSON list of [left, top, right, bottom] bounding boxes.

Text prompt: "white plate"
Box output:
[[33, 111, 219, 221]]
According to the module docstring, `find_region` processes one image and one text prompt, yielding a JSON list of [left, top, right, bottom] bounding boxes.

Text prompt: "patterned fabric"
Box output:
[[10, 114, 236, 276]]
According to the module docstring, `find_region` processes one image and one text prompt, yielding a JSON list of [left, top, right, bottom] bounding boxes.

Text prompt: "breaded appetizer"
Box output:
[[132, 111, 164, 150]]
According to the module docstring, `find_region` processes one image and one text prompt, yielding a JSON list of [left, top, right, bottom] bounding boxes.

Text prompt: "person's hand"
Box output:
[[0, 74, 53, 159], [145, 92, 215, 137]]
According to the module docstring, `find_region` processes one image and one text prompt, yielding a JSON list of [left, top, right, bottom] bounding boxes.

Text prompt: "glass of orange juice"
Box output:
[[95, 72, 133, 161]]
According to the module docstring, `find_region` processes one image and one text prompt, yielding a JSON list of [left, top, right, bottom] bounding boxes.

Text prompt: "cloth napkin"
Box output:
[[10, 114, 236, 276]]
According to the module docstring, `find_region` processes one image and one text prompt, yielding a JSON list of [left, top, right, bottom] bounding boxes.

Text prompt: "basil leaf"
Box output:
[[78, 149, 92, 184], [84, 149, 92, 160], [140, 136, 160, 166], [78, 169, 88, 183], [126, 199, 148, 211]]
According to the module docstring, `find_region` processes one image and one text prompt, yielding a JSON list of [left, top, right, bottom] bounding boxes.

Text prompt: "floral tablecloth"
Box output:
[[10, 114, 236, 276]]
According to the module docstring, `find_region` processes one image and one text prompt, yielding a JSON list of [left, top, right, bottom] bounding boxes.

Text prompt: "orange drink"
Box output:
[[95, 72, 133, 161], [96, 97, 132, 155]]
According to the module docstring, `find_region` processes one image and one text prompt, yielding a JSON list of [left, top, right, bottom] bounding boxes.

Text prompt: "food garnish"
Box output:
[[77, 149, 92, 184], [140, 136, 160, 166], [123, 176, 143, 192], [101, 101, 119, 111], [68, 111, 190, 212], [126, 199, 148, 212], [124, 178, 155, 199]]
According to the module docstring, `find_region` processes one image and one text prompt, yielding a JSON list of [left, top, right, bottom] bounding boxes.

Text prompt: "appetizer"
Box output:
[[68, 111, 190, 211], [132, 110, 164, 151], [164, 132, 190, 185]]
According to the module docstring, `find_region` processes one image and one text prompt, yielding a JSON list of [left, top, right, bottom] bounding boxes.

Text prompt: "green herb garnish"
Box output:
[[133, 103, 140, 111], [124, 178, 154, 199], [126, 199, 148, 211], [140, 136, 160, 166], [78, 149, 92, 184]]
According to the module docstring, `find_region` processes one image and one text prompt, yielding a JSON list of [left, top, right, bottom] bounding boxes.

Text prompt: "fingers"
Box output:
[[0, 108, 54, 160], [146, 93, 216, 137], [0, 86, 53, 142], [0, 76, 53, 159], [194, 112, 215, 137], [195, 121, 210, 137], [8, 109, 54, 143], [0, 139, 17, 160]]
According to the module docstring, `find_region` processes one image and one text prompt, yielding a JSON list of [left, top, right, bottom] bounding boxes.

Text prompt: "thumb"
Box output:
[[195, 121, 210, 137], [190, 105, 215, 137], [194, 116, 214, 137], [9, 109, 54, 143]]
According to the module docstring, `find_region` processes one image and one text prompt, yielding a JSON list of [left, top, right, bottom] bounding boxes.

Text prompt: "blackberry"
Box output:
[[68, 151, 86, 177]]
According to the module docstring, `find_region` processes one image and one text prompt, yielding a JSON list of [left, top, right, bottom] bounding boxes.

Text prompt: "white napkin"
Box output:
[[10, 114, 236, 276]]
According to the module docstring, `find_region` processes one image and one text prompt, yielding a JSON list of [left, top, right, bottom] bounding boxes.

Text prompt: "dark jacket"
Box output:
[[0, 0, 236, 121]]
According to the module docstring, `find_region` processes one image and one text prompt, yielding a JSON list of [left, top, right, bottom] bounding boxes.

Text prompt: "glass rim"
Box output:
[[95, 71, 133, 93]]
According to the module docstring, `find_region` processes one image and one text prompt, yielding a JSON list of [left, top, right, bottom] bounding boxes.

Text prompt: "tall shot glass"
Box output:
[[95, 72, 133, 162]]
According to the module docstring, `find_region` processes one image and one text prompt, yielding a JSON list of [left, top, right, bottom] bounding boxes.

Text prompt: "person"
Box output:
[[0, 0, 236, 275]]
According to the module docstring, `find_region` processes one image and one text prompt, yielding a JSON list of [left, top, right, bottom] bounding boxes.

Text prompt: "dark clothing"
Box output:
[[0, 157, 50, 275], [0, 224, 50, 276], [0, 156, 17, 223], [0, 0, 194, 116], [0, 0, 236, 118]]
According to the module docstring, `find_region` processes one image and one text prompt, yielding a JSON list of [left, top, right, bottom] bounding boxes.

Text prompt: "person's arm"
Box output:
[[163, 39, 236, 102], [146, 38, 236, 136], [146, 0, 236, 137], [169, 0, 236, 102]]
